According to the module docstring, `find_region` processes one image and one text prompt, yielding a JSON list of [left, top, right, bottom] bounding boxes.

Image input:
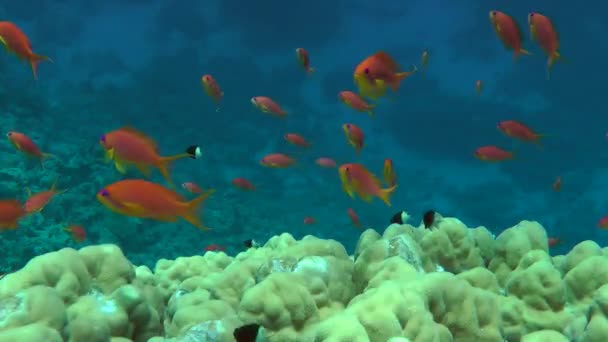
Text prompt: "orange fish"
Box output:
[[475, 80, 483, 95], [548, 237, 561, 248], [382, 158, 397, 187], [353, 51, 417, 100], [339, 91, 375, 117], [339, 163, 397, 206], [0, 200, 26, 230], [64, 225, 86, 243], [347, 208, 362, 228], [251, 96, 287, 117], [489, 11, 531, 61], [260, 153, 296, 168], [553, 176, 561, 192], [24, 181, 66, 214], [599, 216, 608, 229], [420, 50, 429, 76], [201, 74, 224, 110], [7, 131, 54, 168], [100, 127, 197, 187], [497, 120, 544, 145], [204, 244, 226, 252], [0, 21, 52, 79], [474, 145, 514, 162], [97, 179, 214, 230], [342, 123, 364, 155], [232, 178, 256, 191], [295, 48, 314, 74], [182, 182, 203, 194], [528, 12, 562, 77], [315, 157, 337, 168], [303, 216, 316, 225], [284, 133, 311, 148]]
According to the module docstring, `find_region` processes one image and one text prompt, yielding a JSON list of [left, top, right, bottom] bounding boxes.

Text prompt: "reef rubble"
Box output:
[[1, 213, 607, 341]]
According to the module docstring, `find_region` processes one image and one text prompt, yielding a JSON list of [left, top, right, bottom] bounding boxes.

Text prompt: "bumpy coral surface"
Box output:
[[1, 213, 608, 341]]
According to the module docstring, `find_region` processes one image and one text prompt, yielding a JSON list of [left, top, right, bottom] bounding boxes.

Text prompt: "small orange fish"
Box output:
[[339, 91, 375, 117], [204, 244, 226, 252], [339, 163, 397, 206], [64, 225, 86, 243], [100, 127, 197, 187], [474, 146, 514, 162], [347, 208, 362, 228], [475, 80, 483, 95], [260, 153, 295, 168], [251, 96, 287, 117], [303, 216, 316, 225], [7, 131, 54, 168], [528, 12, 562, 77], [295, 48, 314, 74], [497, 120, 544, 145], [284, 133, 311, 148], [382, 158, 397, 187], [315, 157, 337, 168], [0, 21, 52, 79], [599, 216, 608, 229], [420, 50, 429, 76], [353, 51, 417, 100], [548, 237, 561, 248], [232, 178, 256, 191], [489, 11, 531, 61], [182, 182, 203, 194], [342, 124, 364, 155], [24, 181, 66, 214], [0, 200, 26, 230], [97, 179, 214, 230], [553, 176, 561, 192], [201, 74, 224, 110]]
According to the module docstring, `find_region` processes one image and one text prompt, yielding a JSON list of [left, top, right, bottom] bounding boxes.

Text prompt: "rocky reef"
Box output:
[[1, 213, 607, 341]]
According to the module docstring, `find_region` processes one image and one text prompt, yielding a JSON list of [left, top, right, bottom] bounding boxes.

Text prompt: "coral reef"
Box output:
[[1, 213, 608, 341]]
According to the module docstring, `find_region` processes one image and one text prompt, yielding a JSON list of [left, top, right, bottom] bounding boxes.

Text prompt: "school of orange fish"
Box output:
[[0, 10, 598, 251]]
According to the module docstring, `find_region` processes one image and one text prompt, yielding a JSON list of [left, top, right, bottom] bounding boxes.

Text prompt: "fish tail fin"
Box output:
[[29, 53, 53, 80], [183, 189, 215, 231], [379, 184, 397, 206]]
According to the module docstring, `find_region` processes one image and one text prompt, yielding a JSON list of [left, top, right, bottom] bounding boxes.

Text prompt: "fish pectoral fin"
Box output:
[[104, 148, 114, 162], [374, 79, 385, 87], [121, 201, 146, 215], [135, 164, 152, 177], [114, 159, 128, 174]]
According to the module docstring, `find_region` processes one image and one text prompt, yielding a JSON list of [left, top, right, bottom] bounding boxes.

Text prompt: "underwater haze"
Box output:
[[0, 0, 602, 270]]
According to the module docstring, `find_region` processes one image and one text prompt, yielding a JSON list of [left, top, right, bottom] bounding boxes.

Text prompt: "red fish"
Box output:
[[97, 179, 214, 230], [339, 91, 375, 117], [339, 163, 397, 206], [423, 210, 436, 229], [497, 120, 544, 145], [599, 216, 608, 229], [528, 12, 562, 77], [474, 146, 514, 162], [232, 178, 256, 191], [251, 97, 287, 117], [347, 208, 362, 228], [548, 237, 561, 248], [182, 182, 203, 194], [0, 200, 26, 230], [201, 74, 224, 110], [382, 158, 397, 187], [204, 244, 226, 252], [284, 133, 311, 148], [64, 225, 86, 243], [303, 216, 315, 225], [342, 123, 364, 155], [315, 157, 337, 168], [7, 131, 54, 168], [475, 80, 483, 95], [488, 11, 530, 61], [353, 51, 417, 100], [24, 181, 66, 214], [0, 21, 52, 79], [260, 153, 295, 168], [295, 48, 314, 74], [553, 176, 561, 192], [99, 127, 197, 187]]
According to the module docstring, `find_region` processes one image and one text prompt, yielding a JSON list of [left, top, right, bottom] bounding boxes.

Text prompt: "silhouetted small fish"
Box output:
[[243, 239, 260, 249], [186, 145, 203, 159], [234, 323, 261, 342], [423, 210, 435, 229], [390, 211, 405, 224]]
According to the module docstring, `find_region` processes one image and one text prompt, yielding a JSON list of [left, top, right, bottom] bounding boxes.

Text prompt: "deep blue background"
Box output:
[[0, 0, 604, 270]]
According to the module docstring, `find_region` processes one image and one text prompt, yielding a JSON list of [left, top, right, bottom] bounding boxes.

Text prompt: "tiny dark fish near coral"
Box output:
[[233, 323, 261, 342], [423, 210, 436, 229], [390, 211, 406, 224]]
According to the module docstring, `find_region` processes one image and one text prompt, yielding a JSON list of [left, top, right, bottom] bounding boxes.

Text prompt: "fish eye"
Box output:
[[364, 68, 369, 74], [99, 189, 109, 197], [99, 134, 106, 142], [491, 11, 496, 16], [6, 132, 11, 137]]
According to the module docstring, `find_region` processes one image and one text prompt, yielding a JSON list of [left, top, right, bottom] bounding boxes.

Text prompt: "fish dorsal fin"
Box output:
[[373, 51, 400, 71], [120, 126, 159, 152]]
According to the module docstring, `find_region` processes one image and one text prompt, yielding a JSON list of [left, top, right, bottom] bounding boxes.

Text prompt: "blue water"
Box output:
[[0, 0, 603, 270]]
